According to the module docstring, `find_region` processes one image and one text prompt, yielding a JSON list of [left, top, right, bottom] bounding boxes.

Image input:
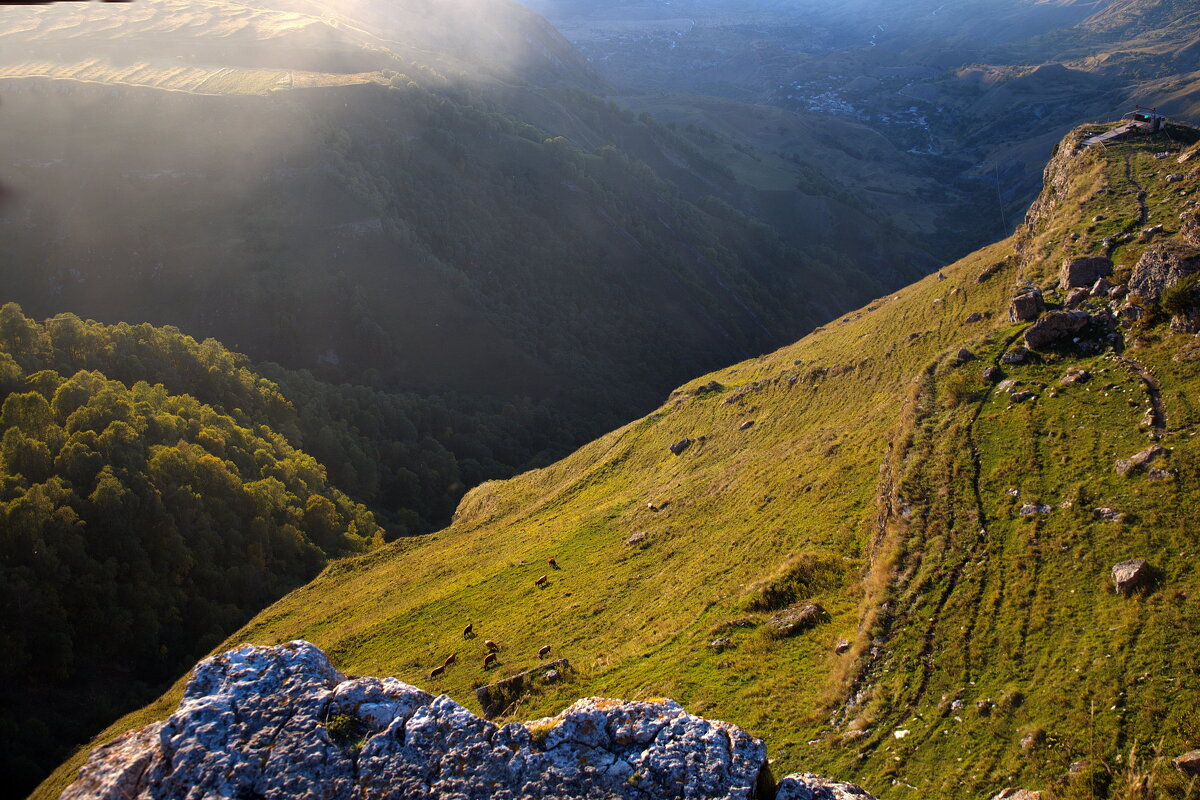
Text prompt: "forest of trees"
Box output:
[[0, 303, 567, 790]]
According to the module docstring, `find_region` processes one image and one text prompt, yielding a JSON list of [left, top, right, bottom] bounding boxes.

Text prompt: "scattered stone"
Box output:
[[965, 311, 987, 323], [1009, 290, 1045, 322], [669, 438, 692, 456], [1093, 507, 1126, 523], [1006, 487, 1021, 497], [1060, 256, 1113, 289], [1167, 173, 1185, 183], [976, 699, 994, 716], [1129, 243, 1200, 301], [1116, 445, 1166, 476], [1064, 287, 1091, 308], [766, 603, 829, 638], [1020, 731, 1043, 751], [981, 365, 1003, 383], [1025, 310, 1090, 350], [1060, 367, 1090, 384], [1011, 391, 1036, 402], [1112, 559, 1152, 596], [893, 729, 910, 739], [1110, 284, 1129, 299], [990, 791, 1042, 800], [1001, 347, 1029, 365], [739, 420, 755, 431], [1141, 224, 1166, 242], [694, 381, 724, 396], [957, 348, 976, 363], [1148, 467, 1174, 481], [950, 699, 965, 712], [1117, 302, 1146, 324], [709, 637, 734, 652], [834, 639, 851, 654], [997, 379, 1019, 393], [1093, 215, 1105, 222], [62, 642, 782, 800], [1091, 277, 1112, 297], [1174, 750, 1200, 777], [625, 532, 650, 548], [1018, 503, 1051, 516], [776, 774, 878, 800]]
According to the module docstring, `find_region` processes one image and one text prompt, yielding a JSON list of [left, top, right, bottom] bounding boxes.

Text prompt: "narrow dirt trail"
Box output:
[[1125, 152, 1150, 226], [1117, 355, 1167, 436]]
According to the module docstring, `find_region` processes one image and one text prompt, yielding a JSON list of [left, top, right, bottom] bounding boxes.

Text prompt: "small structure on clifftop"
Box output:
[[1083, 106, 1167, 146]]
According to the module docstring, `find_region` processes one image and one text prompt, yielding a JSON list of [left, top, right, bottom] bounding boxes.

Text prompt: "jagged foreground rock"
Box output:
[[61, 642, 874, 800]]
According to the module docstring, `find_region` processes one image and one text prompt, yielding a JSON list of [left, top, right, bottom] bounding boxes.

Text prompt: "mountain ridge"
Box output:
[[37, 120, 1200, 799]]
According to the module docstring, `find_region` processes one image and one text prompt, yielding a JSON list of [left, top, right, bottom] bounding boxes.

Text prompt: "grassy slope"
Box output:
[[39, 129, 1200, 799]]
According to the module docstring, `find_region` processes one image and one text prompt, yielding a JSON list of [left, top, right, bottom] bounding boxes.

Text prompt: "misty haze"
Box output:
[[2, 1, 1200, 799]]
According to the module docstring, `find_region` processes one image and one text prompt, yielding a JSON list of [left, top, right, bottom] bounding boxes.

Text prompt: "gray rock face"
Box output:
[[1060, 256, 1113, 290], [1174, 749, 1200, 777], [1008, 290, 1045, 322], [670, 438, 693, 455], [776, 773, 877, 799], [1116, 445, 1166, 476], [1064, 287, 1091, 308], [1129, 243, 1200, 302], [1024, 311, 1090, 350], [63, 641, 797, 800], [1112, 559, 1152, 596]]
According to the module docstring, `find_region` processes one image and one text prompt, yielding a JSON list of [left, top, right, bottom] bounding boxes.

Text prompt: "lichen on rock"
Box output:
[[61, 642, 872, 800]]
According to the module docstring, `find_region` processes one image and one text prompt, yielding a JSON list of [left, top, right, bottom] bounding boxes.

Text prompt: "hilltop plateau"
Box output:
[[40, 124, 1200, 800]]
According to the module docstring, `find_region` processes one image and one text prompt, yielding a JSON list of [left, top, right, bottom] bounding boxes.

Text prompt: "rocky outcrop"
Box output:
[[1112, 559, 1152, 596], [1009, 290, 1045, 322], [1024, 310, 1090, 349], [990, 790, 1042, 800], [62, 642, 871, 800], [1115, 445, 1166, 477], [1060, 256, 1112, 290], [1129, 243, 1200, 302], [670, 438, 693, 455], [775, 773, 876, 799], [1174, 749, 1200, 777]]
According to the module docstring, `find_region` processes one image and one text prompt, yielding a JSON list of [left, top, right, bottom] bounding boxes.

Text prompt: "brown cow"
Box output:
[[463, 623, 474, 639], [535, 574, 549, 587], [483, 653, 498, 669], [538, 645, 552, 658], [443, 653, 457, 668], [484, 640, 500, 653], [429, 665, 446, 679], [548, 557, 559, 569]]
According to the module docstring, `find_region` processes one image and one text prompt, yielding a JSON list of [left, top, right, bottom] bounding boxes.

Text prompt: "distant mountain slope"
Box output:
[[44, 122, 1200, 800], [0, 0, 935, 451]]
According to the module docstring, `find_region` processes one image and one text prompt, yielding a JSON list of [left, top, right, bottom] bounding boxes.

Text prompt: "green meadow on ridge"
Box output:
[[39, 124, 1200, 799]]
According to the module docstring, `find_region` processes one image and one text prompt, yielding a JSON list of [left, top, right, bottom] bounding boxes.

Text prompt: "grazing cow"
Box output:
[[538, 645, 552, 658], [485, 640, 500, 653], [463, 623, 474, 639], [483, 653, 498, 669], [548, 557, 559, 569], [443, 653, 457, 668], [535, 574, 549, 587], [429, 665, 446, 679]]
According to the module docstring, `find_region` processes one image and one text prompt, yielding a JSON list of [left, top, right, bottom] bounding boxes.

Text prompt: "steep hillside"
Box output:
[[0, 305, 573, 796], [0, 0, 934, 448], [43, 124, 1200, 799]]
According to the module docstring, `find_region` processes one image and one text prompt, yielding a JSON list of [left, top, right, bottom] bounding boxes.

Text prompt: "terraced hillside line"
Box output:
[[905, 331, 1028, 712], [1117, 355, 1167, 434], [1125, 151, 1150, 226]]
